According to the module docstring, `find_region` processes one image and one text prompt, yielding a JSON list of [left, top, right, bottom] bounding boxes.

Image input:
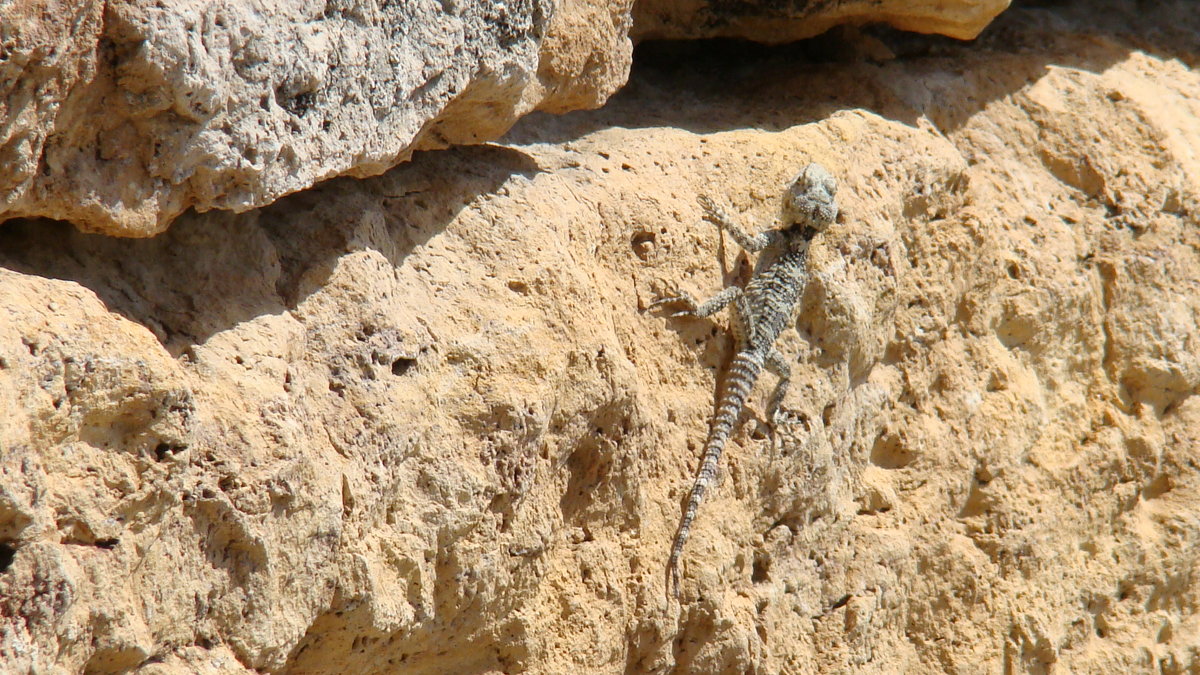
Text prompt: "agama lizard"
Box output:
[[652, 163, 839, 598]]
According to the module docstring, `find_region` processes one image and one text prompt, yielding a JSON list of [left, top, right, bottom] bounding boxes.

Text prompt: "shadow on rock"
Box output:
[[0, 145, 539, 357], [505, 2, 1197, 144]]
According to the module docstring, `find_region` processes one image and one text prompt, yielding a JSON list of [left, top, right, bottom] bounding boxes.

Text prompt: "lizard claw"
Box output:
[[662, 303, 698, 318], [771, 408, 806, 429], [697, 194, 721, 221], [765, 410, 789, 461], [697, 194, 734, 227]]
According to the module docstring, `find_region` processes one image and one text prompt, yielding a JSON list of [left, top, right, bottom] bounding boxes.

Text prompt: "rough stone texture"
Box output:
[[0, 0, 1005, 237], [0, 0, 599, 237], [633, 0, 1011, 43], [3, 1, 1200, 673]]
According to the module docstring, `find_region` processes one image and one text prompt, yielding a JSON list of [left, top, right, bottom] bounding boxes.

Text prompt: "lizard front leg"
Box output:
[[650, 285, 742, 318], [698, 195, 780, 253]]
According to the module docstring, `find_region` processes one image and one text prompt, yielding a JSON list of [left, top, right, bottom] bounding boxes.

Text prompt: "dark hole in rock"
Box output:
[[752, 557, 769, 583], [631, 230, 657, 260], [0, 542, 15, 572], [392, 357, 417, 376], [154, 442, 188, 461]]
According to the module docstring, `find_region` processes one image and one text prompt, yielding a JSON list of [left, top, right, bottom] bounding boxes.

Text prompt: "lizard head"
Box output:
[[783, 162, 838, 236]]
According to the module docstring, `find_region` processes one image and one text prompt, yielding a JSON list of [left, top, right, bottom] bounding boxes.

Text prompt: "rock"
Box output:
[[0, 0, 608, 236], [4, 1, 1200, 673], [0, 0, 1007, 237], [633, 0, 1011, 43]]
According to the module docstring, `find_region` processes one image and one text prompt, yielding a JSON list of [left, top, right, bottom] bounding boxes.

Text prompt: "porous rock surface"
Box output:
[[0, 0, 1006, 237], [3, 1, 1200, 673], [0, 0, 571, 236]]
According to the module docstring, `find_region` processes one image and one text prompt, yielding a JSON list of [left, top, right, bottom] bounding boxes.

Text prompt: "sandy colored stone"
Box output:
[[633, 0, 1011, 43], [3, 1, 1200, 673], [0, 0, 1010, 237], [535, 0, 636, 114], [0, 0, 612, 237]]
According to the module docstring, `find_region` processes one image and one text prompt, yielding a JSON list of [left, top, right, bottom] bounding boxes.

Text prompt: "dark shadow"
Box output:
[[504, 0, 1200, 146], [0, 541, 14, 573], [0, 145, 539, 357]]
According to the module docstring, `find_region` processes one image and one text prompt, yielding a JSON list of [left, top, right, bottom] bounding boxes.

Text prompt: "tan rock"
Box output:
[[0, 0, 1010, 237], [2, 1, 1200, 673], [0, 0, 612, 236], [633, 0, 1011, 43]]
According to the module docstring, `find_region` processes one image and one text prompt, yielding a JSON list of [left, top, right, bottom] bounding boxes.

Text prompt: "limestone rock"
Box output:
[[0, 0, 619, 237], [633, 0, 1011, 43], [0, 0, 1009, 237], [3, 1, 1200, 673]]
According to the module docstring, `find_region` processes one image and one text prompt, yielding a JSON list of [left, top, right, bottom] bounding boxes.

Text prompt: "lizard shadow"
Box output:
[[0, 145, 539, 357], [504, 2, 1195, 144]]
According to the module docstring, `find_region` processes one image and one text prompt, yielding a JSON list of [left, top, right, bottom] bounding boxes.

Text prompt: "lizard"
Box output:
[[651, 162, 839, 599]]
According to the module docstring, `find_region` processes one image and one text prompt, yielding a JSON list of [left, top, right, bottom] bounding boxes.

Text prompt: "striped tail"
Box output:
[[667, 350, 764, 598]]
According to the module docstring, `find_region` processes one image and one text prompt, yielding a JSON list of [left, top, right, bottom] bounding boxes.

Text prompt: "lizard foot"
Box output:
[[697, 194, 733, 226]]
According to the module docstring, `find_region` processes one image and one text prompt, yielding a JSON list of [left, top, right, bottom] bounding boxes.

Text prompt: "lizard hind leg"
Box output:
[[764, 347, 793, 425], [764, 347, 798, 459]]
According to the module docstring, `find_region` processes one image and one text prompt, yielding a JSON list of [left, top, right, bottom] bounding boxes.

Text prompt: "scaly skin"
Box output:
[[652, 163, 839, 599]]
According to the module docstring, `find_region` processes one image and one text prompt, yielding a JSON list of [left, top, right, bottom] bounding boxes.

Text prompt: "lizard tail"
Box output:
[[667, 351, 763, 598]]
